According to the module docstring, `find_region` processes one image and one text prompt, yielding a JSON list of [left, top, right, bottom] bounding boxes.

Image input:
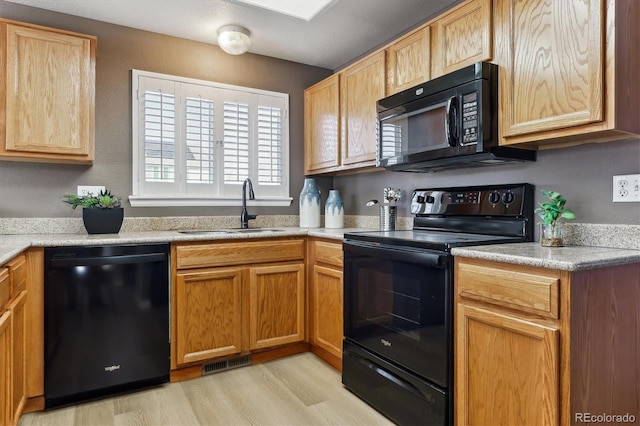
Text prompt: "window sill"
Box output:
[[129, 195, 293, 208]]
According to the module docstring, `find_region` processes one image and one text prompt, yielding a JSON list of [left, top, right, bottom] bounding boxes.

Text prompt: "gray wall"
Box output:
[[1, 1, 639, 225], [335, 138, 640, 225], [0, 1, 332, 218]]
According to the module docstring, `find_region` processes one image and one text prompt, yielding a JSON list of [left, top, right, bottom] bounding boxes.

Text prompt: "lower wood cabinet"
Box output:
[[175, 268, 243, 364], [0, 311, 10, 426], [456, 304, 559, 425], [249, 263, 305, 350], [9, 291, 27, 425], [0, 253, 30, 426], [172, 239, 306, 370], [307, 238, 343, 370], [455, 257, 640, 425]]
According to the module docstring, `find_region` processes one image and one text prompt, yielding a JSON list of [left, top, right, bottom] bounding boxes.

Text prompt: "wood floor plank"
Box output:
[[19, 353, 393, 425]]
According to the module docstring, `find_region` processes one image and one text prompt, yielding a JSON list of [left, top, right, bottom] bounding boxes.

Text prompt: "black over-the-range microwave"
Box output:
[[376, 61, 536, 172]]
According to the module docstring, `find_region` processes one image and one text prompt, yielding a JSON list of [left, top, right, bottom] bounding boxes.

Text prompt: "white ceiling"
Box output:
[[5, 0, 461, 70]]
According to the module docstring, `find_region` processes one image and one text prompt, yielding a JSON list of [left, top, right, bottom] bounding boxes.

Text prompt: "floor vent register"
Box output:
[[202, 355, 252, 375]]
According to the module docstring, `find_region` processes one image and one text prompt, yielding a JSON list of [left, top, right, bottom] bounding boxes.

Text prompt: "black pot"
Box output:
[[82, 207, 124, 234]]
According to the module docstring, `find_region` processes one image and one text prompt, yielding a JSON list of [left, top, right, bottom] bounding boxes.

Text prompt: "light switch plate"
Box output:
[[612, 174, 640, 202], [77, 185, 105, 196]]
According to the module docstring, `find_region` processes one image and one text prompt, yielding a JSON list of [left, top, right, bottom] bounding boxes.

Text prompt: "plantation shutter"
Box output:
[[135, 75, 179, 196], [131, 70, 290, 205], [222, 93, 251, 191]]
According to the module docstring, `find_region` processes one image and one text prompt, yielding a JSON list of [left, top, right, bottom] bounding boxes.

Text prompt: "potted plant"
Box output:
[[63, 189, 124, 234], [534, 190, 576, 247]]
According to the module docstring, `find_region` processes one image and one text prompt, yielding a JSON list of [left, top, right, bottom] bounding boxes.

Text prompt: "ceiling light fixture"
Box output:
[[217, 25, 251, 55]]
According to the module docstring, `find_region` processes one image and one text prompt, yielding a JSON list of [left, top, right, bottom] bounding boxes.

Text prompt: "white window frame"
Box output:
[[130, 69, 291, 207]]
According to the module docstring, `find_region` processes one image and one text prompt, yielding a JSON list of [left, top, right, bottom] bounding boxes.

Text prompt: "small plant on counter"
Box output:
[[63, 189, 122, 209], [534, 190, 575, 247]]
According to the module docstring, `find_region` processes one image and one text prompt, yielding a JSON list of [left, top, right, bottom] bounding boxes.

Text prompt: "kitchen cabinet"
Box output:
[[494, 0, 640, 147], [0, 253, 29, 426], [307, 238, 343, 370], [175, 268, 243, 364], [455, 256, 640, 425], [8, 291, 26, 425], [304, 75, 340, 174], [385, 27, 431, 95], [304, 50, 384, 175], [431, 0, 492, 78], [248, 263, 305, 350], [340, 51, 385, 168], [172, 239, 306, 370], [0, 19, 96, 164]]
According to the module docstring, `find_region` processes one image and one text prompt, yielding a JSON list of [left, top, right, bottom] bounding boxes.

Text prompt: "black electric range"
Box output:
[[342, 183, 534, 426]]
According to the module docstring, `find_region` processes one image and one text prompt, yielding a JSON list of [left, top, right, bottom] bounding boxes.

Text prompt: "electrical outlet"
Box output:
[[77, 185, 105, 196], [613, 174, 640, 202]]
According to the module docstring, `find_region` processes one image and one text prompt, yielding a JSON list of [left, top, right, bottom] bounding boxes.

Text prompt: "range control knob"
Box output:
[[502, 192, 515, 204], [488, 192, 501, 204]]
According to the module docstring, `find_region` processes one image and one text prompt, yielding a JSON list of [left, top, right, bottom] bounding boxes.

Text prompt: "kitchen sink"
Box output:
[[177, 228, 284, 235], [232, 228, 284, 233], [177, 230, 232, 234]]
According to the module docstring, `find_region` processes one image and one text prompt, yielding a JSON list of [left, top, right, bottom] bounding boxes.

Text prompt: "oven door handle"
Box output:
[[344, 241, 447, 268], [347, 349, 435, 403]]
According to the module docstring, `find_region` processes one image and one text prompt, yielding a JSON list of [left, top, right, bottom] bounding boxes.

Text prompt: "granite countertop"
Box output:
[[4, 226, 640, 272], [0, 227, 359, 265], [451, 242, 640, 271]]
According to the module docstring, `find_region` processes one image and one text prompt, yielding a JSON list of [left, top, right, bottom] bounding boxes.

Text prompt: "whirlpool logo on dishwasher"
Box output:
[[104, 365, 121, 372]]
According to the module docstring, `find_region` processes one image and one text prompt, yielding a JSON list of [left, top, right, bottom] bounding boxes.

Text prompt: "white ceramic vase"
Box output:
[[324, 189, 344, 229], [299, 178, 321, 228]]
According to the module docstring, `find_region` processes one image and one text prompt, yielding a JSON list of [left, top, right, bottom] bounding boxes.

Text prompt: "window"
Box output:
[[130, 70, 291, 207]]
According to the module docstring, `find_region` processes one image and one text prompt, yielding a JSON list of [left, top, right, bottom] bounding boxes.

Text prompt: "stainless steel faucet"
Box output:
[[241, 178, 257, 228]]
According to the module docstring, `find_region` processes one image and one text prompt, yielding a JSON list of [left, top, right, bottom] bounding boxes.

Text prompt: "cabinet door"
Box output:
[[339, 51, 385, 167], [249, 263, 305, 350], [310, 265, 343, 360], [304, 75, 340, 174], [386, 27, 431, 95], [0, 311, 10, 426], [1, 21, 96, 163], [456, 304, 559, 425], [9, 291, 26, 425], [495, 0, 604, 138], [431, 0, 492, 78], [175, 268, 242, 365]]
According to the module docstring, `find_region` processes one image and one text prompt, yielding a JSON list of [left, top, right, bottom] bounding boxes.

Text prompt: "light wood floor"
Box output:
[[19, 353, 393, 425]]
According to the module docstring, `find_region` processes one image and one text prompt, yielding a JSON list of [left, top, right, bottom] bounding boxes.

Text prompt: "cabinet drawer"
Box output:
[[0, 268, 9, 308], [456, 260, 559, 319], [8, 254, 27, 295], [176, 239, 305, 269], [313, 240, 343, 268]]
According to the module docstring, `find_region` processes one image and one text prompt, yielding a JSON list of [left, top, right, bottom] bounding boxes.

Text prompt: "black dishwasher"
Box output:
[[44, 243, 170, 408]]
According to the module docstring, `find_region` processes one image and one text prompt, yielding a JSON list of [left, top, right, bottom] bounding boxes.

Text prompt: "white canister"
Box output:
[[299, 178, 321, 228], [324, 189, 344, 229]]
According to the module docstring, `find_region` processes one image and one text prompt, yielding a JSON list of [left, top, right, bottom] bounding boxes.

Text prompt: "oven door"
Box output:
[[343, 240, 452, 388]]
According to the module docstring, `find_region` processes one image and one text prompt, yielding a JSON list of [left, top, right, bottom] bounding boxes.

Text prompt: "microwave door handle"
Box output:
[[445, 96, 458, 147]]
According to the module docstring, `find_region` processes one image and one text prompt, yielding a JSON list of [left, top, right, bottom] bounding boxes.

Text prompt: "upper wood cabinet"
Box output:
[[386, 27, 431, 95], [494, 0, 640, 147], [304, 75, 340, 174], [304, 51, 384, 175], [0, 19, 96, 164], [431, 0, 492, 78], [340, 51, 385, 168]]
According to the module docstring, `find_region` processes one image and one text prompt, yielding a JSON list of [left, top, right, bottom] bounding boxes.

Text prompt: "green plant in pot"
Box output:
[[534, 190, 575, 247], [63, 189, 124, 234]]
